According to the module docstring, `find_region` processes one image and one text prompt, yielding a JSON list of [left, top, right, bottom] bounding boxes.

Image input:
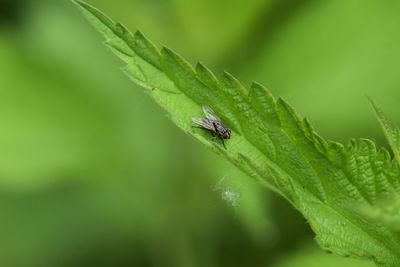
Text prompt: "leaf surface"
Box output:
[[73, 1, 400, 266]]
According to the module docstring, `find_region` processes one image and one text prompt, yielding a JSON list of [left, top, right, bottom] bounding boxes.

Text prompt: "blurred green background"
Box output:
[[0, 0, 399, 266]]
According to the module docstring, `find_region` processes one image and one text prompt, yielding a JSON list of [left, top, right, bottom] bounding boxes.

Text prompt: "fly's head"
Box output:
[[221, 128, 231, 139]]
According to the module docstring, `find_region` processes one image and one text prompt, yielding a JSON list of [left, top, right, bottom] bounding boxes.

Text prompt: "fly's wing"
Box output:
[[192, 117, 215, 131], [202, 106, 221, 122]]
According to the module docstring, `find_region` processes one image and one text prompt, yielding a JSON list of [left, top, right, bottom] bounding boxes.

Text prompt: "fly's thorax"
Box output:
[[214, 122, 231, 139]]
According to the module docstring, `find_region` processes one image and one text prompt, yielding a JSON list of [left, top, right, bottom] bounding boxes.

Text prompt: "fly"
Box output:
[[192, 106, 231, 149]]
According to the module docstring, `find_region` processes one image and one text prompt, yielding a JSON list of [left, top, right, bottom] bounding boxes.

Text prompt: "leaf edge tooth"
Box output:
[[195, 61, 218, 85], [72, 0, 116, 33], [133, 30, 162, 69], [220, 70, 248, 95], [161, 46, 196, 74]]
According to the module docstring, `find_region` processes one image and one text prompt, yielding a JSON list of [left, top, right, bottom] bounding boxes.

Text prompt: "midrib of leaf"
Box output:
[[73, 1, 400, 266]]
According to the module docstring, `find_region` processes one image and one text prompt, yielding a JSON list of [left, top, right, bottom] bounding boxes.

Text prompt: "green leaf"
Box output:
[[360, 195, 400, 234], [370, 98, 400, 166], [72, 1, 400, 266]]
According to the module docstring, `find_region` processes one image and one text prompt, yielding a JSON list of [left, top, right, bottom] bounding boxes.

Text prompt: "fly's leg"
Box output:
[[221, 138, 227, 149], [192, 126, 218, 144], [211, 132, 218, 142]]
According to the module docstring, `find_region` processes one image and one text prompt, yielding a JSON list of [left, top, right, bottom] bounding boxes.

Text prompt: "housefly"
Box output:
[[192, 106, 231, 149]]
